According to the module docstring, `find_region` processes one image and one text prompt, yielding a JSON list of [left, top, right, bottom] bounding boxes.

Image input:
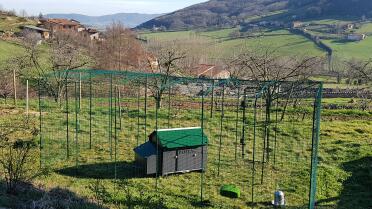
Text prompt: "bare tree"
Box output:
[[228, 46, 321, 162], [22, 30, 92, 103], [3, 52, 33, 106], [228, 46, 320, 81], [346, 58, 372, 83], [145, 40, 187, 109], [94, 22, 146, 70], [346, 58, 372, 111], [0, 70, 13, 104]]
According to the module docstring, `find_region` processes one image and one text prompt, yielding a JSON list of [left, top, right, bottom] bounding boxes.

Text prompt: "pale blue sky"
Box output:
[[0, 0, 208, 15]]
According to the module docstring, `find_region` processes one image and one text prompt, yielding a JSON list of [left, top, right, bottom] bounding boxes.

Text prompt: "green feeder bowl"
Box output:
[[220, 184, 240, 198]]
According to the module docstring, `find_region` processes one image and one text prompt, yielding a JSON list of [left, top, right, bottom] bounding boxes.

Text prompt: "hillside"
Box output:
[[46, 13, 161, 29], [137, 0, 372, 30], [137, 0, 288, 30], [0, 13, 37, 33]]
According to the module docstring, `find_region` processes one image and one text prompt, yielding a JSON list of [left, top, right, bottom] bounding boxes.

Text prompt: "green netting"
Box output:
[[37, 69, 322, 209]]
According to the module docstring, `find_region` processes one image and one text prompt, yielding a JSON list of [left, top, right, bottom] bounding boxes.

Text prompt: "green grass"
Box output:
[[356, 22, 372, 34], [0, 14, 37, 33], [0, 40, 25, 64], [0, 94, 371, 209], [300, 20, 372, 60], [142, 28, 325, 59], [323, 38, 372, 60], [142, 21, 372, 61]]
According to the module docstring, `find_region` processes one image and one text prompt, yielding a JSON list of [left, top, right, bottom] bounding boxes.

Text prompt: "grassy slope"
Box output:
[[0, 14, 37, 32], [0, 40, 25, 64], [323, 37, 372, 60], [143, 19, 372, 61], [0, 96, 371, 209], [302, 19, 372, 60], [142, 28, 325, 59]]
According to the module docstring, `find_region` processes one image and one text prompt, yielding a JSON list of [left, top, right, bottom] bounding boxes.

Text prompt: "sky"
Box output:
[[0, 0, 208, 16]]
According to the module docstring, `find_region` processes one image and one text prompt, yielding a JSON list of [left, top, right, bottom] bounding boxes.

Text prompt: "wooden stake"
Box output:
[[26, 80, 29, 115], [13, 69, 17, 106]]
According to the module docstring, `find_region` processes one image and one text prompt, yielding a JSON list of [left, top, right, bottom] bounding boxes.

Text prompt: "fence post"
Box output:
[[13, 69, 17, 107], [26, 80, 29, 116], [309, 83, 323, 209]]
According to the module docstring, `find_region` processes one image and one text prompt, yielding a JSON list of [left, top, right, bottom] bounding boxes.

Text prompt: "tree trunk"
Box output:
[[156, 97, 162, 109]]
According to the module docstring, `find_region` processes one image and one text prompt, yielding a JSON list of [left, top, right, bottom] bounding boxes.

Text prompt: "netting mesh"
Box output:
[[38, 69, 322, 209]]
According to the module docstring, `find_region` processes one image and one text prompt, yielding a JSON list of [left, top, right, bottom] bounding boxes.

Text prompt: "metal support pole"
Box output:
[[66, 77, 70, 158], [200, 83, 205, 203], [26, 80, 29, 116], [155, 88, 159, 191], [167, 86, 171, 128], [251, 97, 258, 205], [109, 75, 113, 160], [144, 76, 148, 142], [241, 89, 247, 159], [79, 73, 82, 109], [210, 80, 215, 118], [89, 73, 92, 149], [273, 96, 279, 166], [38, 80, 42, 168], [136, 86, 140, 147], [74, 82, 79, 170], [261, 95, 269, 184], [309, 83, 323, 209], [234, 86, 240, 161], [114, 86, 118, 183], [217, 84, 225, 176], [118, 86, 122, 130]]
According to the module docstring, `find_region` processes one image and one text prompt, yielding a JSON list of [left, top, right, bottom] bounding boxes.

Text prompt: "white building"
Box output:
[[347, 33, 366, 41]]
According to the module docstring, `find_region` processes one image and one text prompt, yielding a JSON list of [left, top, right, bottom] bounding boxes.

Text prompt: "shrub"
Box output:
[[0, 116, 40, 194]]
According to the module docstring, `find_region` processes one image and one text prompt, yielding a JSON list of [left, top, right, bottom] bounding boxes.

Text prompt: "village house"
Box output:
[[345, 23, 355, 30], [292, 21, 303, 28], [191, 64, 230, 79], [39, 18, 82, 33], [83, 28, 100, 40], [347, 33, 366, 41], [37, 18, 102, 41], [21, 25, 50, 39]]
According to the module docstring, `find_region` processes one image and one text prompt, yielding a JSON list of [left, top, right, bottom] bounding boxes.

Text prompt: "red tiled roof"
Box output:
[[46, 18, 80, 26]]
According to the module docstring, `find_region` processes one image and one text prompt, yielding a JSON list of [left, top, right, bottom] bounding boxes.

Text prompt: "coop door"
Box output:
[[162, 150, 177, 175]]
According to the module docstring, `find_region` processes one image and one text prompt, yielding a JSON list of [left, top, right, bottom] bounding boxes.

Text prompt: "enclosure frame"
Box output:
[[38, 69, 323, 209]]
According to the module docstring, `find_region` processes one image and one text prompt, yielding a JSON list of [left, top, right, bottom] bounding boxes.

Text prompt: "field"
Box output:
[[142, 21, 372, 61], [0, 14, 37, 33], [0, 79, 371, 209], [141, 29, 326, 59], [0, 40, 25, 64]]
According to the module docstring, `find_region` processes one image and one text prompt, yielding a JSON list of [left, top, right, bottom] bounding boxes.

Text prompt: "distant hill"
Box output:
[[46, 13, 161, 29], [137, 0, 372, 30]]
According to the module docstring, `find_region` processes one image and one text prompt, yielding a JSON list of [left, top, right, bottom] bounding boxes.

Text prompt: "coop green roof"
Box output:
[[152, 127, 208, 149]]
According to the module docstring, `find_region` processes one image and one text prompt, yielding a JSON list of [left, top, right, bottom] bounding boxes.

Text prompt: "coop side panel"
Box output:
[[162, 150, 177, 175], [177, 146, 207, 172], [196, 146, 208, 171], [146, 155, 157, 175]]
